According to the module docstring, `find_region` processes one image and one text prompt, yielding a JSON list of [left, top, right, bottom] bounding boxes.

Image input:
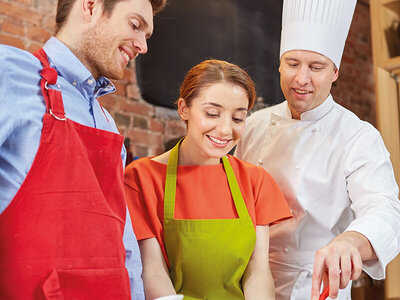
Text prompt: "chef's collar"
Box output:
[[285, 94, 334, 121], [42, 37, 115, 100]]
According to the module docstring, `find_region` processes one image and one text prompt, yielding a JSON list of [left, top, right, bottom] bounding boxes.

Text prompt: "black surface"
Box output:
[[137, 0, 284, 109]]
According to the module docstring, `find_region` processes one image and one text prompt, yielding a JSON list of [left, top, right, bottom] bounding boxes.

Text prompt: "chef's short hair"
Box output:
[[55, 0, 167, 33], [179, 59, 256, 110]]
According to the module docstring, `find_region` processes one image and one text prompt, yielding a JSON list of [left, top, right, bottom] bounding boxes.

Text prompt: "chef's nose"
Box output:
[[295, 66, 311, 85]]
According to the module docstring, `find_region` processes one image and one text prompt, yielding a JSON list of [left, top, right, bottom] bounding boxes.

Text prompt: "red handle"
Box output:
[[319, 286, 329, 300]]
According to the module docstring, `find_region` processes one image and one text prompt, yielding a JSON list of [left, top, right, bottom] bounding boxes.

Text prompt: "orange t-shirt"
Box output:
[[125, 155, 292, 262]]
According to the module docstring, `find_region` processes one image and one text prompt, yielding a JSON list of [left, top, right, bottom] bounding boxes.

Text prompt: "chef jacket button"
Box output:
[[270, 120, 276, 126], [87, 79, 94, 85], [284, 248, 289, 253], [295, 165, 300, 170], [258, 160, 264, 166], [72, 81, 78, 86], [312, 127, 321, 133]]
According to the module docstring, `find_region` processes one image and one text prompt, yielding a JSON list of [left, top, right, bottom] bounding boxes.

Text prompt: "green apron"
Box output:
[[163, 140, 256, 300]]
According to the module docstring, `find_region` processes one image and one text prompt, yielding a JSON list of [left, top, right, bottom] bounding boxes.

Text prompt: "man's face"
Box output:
[[279, 50, 339, 119], [80, 0, 154, 80]]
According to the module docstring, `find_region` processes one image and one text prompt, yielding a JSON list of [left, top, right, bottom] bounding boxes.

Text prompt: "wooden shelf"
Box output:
[[382, 0, 400, 13], [382, 56, 400, 73], [371, 2, 400, 297]]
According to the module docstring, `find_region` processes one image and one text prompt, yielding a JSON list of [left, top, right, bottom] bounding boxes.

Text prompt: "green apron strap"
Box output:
[[164, 139, 181, 221], [222, 156, 249, 219], [164, 140, 249, 221]]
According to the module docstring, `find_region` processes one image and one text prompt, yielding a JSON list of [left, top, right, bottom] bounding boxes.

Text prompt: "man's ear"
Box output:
[[332, 68, 339, 83], [82, 0, 102, 22], [177, 98, 189, 120]]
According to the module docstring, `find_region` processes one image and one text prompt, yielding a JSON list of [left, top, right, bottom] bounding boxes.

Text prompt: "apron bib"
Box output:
[[0, 48, 130, 299], [163, 140, 256, 300]]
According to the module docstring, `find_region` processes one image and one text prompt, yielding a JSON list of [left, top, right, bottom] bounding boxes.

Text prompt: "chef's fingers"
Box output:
[[322, 272, 329, 290], [326, 250, 340, 299], [350, 251, 363, 280], [339, 252, 352, 289], [319, 286, 330, 300], [311, 250, 327, 300]]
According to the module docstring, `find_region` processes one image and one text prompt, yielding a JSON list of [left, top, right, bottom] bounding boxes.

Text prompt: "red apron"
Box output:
[[0, 48, 131, 299]]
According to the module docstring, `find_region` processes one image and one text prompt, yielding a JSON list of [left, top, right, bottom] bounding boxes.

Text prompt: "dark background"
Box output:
[[137, 0, 284, 109]]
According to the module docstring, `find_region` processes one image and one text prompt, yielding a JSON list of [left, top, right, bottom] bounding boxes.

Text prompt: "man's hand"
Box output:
[[310, 231, 377, 300]]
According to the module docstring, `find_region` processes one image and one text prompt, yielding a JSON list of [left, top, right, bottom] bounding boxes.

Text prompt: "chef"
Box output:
[[0, 0, 165, 299], [235, 0, 400, 299]]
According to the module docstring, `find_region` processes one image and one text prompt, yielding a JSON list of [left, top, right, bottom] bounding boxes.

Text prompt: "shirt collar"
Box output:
[[283, 94, 334, 121], [42, 37, 115, 99]]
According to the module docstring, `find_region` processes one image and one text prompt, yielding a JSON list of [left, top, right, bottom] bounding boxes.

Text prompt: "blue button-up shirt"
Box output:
[[0, 37, 144, 300]]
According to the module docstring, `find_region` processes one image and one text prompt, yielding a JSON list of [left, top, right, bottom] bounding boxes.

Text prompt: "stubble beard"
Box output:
[[77, 23, 124, 80]]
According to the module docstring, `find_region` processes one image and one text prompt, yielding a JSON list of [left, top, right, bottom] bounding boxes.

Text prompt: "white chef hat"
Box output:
[[279, 0, 357, 69]]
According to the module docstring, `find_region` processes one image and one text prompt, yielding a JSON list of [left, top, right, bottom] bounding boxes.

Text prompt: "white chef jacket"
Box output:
[[235, 95, 400, 300]]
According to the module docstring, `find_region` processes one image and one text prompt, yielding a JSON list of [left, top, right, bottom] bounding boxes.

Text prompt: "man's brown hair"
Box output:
[[55, 0, 167, 33]]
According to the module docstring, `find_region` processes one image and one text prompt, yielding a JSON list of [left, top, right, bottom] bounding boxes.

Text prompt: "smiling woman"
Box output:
[[124, 59, 293, 299], [174, 59, 255, 165]]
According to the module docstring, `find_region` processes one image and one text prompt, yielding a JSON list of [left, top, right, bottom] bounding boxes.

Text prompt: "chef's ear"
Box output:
[[177, 98, 189, 121], [332, 67, 339, 83]]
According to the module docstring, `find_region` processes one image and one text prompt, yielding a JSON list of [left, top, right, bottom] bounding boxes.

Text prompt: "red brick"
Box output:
[[98, 94, 119, 112], [1, 18, 24, 36], [122, 67, 137, 83], [120, 100, 154, 116], [117, 127, 127, 136], [127, 128, 163, 147], [152, 146, 164, 156], [114, 113, 131, 128], [126, 83, 141, 100], [165, 120, 186, 137], [0, 33, 25, 49], [150, 118, 164, 133], [0, 1, 43, 26], [27, 25, 51, 43], [43, 14, 56, 32], [133, 145, 149, 158], [112, 80, 127, 97], [32, 0, 56, 13], [133, 115, 149, 130], [27, 41, 42, 53], [13, 0, 32, 5]]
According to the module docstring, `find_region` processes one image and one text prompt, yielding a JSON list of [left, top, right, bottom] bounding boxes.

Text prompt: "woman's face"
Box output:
[[178, 82, 249, 165]]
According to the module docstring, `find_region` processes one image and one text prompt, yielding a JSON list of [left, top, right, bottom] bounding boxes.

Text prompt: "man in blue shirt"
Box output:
[[0, 0, 166, 299]]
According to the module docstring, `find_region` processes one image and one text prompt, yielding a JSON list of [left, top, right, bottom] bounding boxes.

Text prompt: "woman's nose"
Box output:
[[216, 117, 232, 136]]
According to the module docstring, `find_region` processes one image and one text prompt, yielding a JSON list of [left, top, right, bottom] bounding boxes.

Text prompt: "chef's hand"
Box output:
[[310, 231, 377, 300]]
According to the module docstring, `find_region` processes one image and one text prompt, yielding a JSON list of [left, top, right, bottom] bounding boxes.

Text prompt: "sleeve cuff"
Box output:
[[345, 215, 399, 279]]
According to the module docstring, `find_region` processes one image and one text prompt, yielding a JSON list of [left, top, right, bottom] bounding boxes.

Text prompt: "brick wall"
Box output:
[[0, 0, 375, 159], [331, 0, 376, 126]]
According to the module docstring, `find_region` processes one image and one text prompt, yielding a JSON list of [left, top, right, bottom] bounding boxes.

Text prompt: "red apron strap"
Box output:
[[33, 48, 67, 121]]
